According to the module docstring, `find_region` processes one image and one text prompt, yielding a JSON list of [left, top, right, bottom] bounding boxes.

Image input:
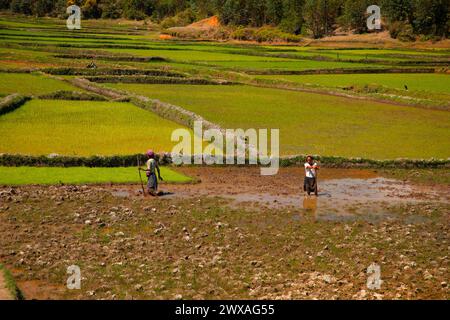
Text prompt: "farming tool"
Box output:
[[137, 155, 146, 197]]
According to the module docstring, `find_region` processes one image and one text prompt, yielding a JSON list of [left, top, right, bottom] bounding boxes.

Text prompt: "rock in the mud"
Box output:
[[423, 270, 433, 280], [353, 289, 367, 300], [134, 284, 143, 291]]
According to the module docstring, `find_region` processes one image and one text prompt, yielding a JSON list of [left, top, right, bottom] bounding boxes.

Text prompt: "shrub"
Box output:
[[0, 153, 447, 169], [161, 8, 196, 28], [231, 26, 301, 43], [38, 90, 107, 101], [10, 0, 32, 15], [54, 54, 168, 63], [101, 0, 122, 19], [389, 21, 416, 41], [43, 67, 186, 78], [0, 154, 173, 167], [397, 23, 416, 42]]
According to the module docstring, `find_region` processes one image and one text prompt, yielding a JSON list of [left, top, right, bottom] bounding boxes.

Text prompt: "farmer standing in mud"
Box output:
[[140, 150, 163, 196], [304, 156, 319, 196]]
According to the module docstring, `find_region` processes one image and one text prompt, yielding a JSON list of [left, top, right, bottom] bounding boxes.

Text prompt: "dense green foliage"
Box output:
[[1, 0, 448, 38]]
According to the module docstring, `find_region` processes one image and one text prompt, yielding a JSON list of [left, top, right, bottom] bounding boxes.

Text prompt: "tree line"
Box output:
[[0, 0, 448, 39]]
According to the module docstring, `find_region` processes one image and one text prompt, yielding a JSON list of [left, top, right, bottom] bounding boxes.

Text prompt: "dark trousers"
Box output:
[[304, 177, 317, 194], [147, 172, 158, 192]]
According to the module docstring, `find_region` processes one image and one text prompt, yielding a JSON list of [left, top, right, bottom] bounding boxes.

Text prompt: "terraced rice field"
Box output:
[[0, 14, 449, 303], [0, 99, 188, 156], [0, 14, 449, 161], [105, 83, 450, 159], [257, 73, 450, 95], [0, 72, 82, 95]]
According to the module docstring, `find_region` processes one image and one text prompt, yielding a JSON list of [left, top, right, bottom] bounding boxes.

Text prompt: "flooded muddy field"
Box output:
[[0, 167, 448, 300], [120, 167, 449, 223]]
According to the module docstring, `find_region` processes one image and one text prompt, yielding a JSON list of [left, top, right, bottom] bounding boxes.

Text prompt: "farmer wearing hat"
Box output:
[[140, 150, 163, 196]]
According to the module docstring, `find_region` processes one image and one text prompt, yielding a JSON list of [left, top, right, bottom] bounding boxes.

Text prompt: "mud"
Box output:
[[0, 167, 448, 300], [158, 167, 449, 223]]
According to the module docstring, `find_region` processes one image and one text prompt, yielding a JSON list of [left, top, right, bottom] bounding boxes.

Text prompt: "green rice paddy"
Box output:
[[0, 166, 192, 186], [0, 99, 188, 156], [257, 73, 450, 95], [0, 13, 449, 165], [105, 83, 450, 159], [0, 72, 82, 95]]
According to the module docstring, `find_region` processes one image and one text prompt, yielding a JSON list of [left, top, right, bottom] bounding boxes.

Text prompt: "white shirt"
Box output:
[[305, 162, 318, 178]]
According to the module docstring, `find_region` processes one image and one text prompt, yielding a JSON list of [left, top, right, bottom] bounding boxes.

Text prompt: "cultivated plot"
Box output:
[[0, 99, 188, 156], [0, 72, 82, 95], [257, 73, 450, 95], [106, 83, 450, 159]]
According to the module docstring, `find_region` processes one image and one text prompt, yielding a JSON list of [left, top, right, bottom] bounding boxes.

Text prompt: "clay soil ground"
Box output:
[[0, 272, 12, 300], [0, 167, 448, 300]]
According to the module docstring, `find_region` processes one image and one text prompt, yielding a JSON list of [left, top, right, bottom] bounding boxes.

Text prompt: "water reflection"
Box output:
[[302, 195, 318, 213]]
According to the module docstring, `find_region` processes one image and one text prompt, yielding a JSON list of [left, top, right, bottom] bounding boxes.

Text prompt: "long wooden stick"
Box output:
[[137, 155, 146, 197]]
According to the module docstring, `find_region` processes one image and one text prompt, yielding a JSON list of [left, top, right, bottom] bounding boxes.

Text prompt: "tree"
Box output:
[[303, 0, 341, 38], [266, 0, 284, 25], [10, 0, 33, 15], [82, 0, 102, 19], [191, 0, 218, 19], [0, 0, 10, 10], [279, 0, 304, 33], [123, 0, 154, 20], [381, 0, 413, 23], [220, 0, 245, 25], [343, 0, 373, 33], [412, 0, 449, 37], [34, 0, 55, 17], [101, 0, 122, 19]]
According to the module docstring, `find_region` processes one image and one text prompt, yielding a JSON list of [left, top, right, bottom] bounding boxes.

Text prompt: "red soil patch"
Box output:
[[158, 34, 173, 40], [188, 16, 220, 29], [16, 279, 65, 300]]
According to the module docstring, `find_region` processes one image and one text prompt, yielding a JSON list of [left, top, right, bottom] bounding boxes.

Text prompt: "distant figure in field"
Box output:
[[87, 61, 97, 69], [404, 85, 408, 91], [304, 156, 319, 196], [140, 150, 163, 196]]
